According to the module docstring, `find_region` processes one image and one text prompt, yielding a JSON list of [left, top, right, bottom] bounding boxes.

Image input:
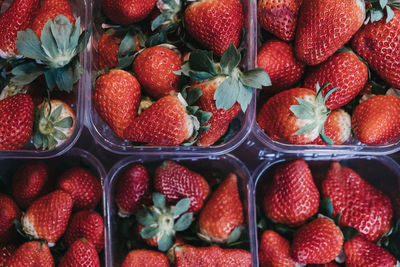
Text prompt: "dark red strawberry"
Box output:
[[121, 249, 170, 267], [0, 194, 21, 243], [0, 244, 17, 267], [5, 241, 54, 267], [259, 230, 296, 267], [58, 238, 100, 267], [102, 0, 156, 25]]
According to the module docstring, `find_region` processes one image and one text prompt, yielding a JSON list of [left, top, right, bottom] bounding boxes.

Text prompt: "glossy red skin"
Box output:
[[263, 159, 319, 226], [344, 236, 397, 267], [102, 0, 156, 25], [257, 39, 305, 93], [0, 194, 21, 243], [291, 218, 343, 264], [352, 95, 400, 145], [154, 161, 210, 213], [311, 109, 351, 145], [184, 0, 244, 57], [295, 0, 364, 65], [352, 9, 400, 88], [133, 46, 181, 99], [57, 167, 102, 211], [0, 244, 17, 267], [0, 0, 39, 54], [258, 0, 303, 41], [5, 241, 54, 267], [58, 239, 100, 267], [121, 249, 170, 267], [95, 69, 141, 139], [0, 94, 34, 151], [64, 211, 104, 252], [259, 230, 296, 267]]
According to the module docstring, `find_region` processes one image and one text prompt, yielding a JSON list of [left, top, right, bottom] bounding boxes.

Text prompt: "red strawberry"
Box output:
[[263, 159, 319, 226], [303, 51, 368, 109], [257, 0, 303, 41], [184, 0, 244, 57], [94, 69, 141, 139], [57, 167, 102, 211], [291, 217, 344, 264], [259, 230, 296, 267], [295, 0, 365, 65], [133, 46, 181, 99], [0, 244, 17, 267], [115, 164, 150, 217], [5, 241, 54, 267], [198, 173, 244, 243], [311, 109, 351, 145], [0, 94, 34, 151], [344, 236, 397, 267], [102, 0, 156, 25], [154, 161, 210, 213], [257, 39, 305, 93], [12, 161, 50, 209], [0, 194, 21, 243], [64, 211, 104, 252], [21, 190, 73, 244], [121, 249, 170, 267], [58, 238, 100, 267]]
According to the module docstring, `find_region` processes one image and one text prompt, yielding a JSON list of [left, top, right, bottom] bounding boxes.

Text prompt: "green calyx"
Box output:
[[114, 26, 146, 69], [10, 15, 91, 92], [135, 193, 193, 252], [152, 0, 182, 31], [366, 0, 400, 23]]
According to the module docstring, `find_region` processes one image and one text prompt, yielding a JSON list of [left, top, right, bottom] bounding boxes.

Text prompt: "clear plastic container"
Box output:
[[103, 154, 257, 266], [0, 0, 91, 158], [86, 0, 257, 155]]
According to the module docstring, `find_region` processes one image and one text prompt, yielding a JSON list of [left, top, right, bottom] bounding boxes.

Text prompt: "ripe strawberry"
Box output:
[[0, 194, 21, 243], [184, 0, 244, 57], [102, 0, 156, 25], [295, 0, 365, 65], [303, 51, 368, 109], [259, 230, 296, 267], [263, 159, 319, 226], [5, 241, 54, 267], [311, 109, 351, 145], [12, 161, 50, 209], [257, 39, 305, 93], [121, 249, 170, 267], [0, 94, 34, 151], [198, 173, 244, 243], [0, 0, 39, 55], [57, 167, 102, 211], [0, 244, 17, 267], [21, 190, 73, 244], [133, 46, 181, 99], [344, 236, 397, 267], [95, 69, 141, 139], [115, 164, 150, 217], [257, 0, 303, 41], [154, 161, 210, 213], [291, 217, 344, 264], [64, 211, 104, 252], [58, 238, 100, 267], [352, 95, 400, 144]]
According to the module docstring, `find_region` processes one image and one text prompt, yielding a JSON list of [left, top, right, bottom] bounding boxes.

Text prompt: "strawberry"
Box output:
[[58, 238, 100, 267], [5, 241, 54, 267], [309, 263, 339, 267], [57, 167, 102, 211], [64, 211, 104, 252], [291, 217, 344, 264], [12, 161, 50, 209], [352, 95, 400, 144], [154, 161, 210, 213], [21, 190, 73, 245], [0, 194, 21, 243], [303, 51, 368, 109], [257, 39, 305, 93], [94, 69, 141, 139], [0, 244, 17, 267], [102, 0, 156, 25], [0, 94, 34, 151], [121, 249, 170, 267], [115, 164, 150, 217], [198, 173, 244, 243], [133, 46, 181, 99], [257, 0, 303, 41], [311, 109, 351, 145], [295, 0, 365, 65], [259, 230, 296, 267], [263, 159, 319, 226], [184, 0, 244, 57]]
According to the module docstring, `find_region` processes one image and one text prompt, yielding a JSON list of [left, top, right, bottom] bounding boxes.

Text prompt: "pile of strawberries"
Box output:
[[0, 160, 104, 266], [258, 159, 399, 266], [256, 0, 400, 146]]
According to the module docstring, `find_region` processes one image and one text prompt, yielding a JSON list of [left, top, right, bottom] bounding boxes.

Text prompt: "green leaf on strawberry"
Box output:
[[366, 0, 400, 23]]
